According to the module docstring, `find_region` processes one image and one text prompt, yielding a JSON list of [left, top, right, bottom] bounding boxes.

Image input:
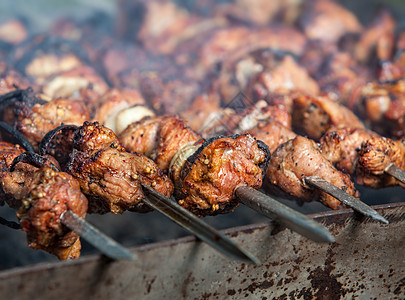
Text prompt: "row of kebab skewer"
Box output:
[[0, 0, 404, 264]]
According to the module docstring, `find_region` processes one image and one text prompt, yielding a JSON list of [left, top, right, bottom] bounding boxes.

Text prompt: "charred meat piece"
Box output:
[[119, 116, 201, 172], [298, 0, 362, 43], [12, 36, 90, 83], [40, 65, 109, 103], [0, 141, 26, 207], [244, 53, 319, 103], [16, 166, 88, 260], [357, 137, 405, 188], [1, 148, 88, 260], [292, 95, 364, 141], [171, 134, 269, 216], [357, 79, 405, 139], [265, 136, 359, 210], [320, 127, 379, 175], [62, 122, 173, 214], [0, 88, 90, 149], [91, 88, 148, 134], [248, 120, 297, 154], [354, 10, 396, 63]]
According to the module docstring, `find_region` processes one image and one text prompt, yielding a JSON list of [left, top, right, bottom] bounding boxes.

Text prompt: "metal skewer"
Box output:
[[0, 211, 135, 260], [60, 210, 135, 260], [235, 186, 335, 243], [384, 163, 405, 184], [304, 176, 389, 224], [141, 183, 260, 265]]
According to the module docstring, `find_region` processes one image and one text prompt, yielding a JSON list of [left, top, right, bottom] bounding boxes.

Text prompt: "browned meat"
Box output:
[[1, 147, 88, 260], [179, 92, 222, 132], [245, 54, 319, 103], [16, 167, 88, 260], [65, 122, 173, 214], [11, 36, 90, 82], [248, 121, 297, 153], [40, 66, 109, 103], [119, 116, 201, 172], [292, 95, 364, 141], [354, 10, 396, 63], [171, 134, 269, 216], [265, 136, 359, 210], [174, 25, 306, 80], [91, 88, 146, 133], [0, 69, 32, 95], [15, 98, 90, 150], [298, 0, 362, 43], [314, 52, 370, 105], [320, 127, 379, 175], [357, 79, 405, 139], [357, 137, 405, 188], [191, 99, 292, 139], [0, 141, 26, 207]]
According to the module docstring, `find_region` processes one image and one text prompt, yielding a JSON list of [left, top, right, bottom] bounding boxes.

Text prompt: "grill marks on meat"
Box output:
[[65, 122, 173, 214], [119, 116, 201, 172], [266, 136, 359, 210], [174, 134, 269, 216]]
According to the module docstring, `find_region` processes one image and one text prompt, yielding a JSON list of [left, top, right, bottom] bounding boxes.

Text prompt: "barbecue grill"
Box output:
[[0, 0, 404, 299]]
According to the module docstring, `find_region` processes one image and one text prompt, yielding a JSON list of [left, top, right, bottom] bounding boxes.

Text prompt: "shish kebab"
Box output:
[[36, 122, 260, 264], [0, 122, 133, 260], [178, 99, 389, 223], [117, 115, 334, 243], [0, 90, 259, 264]]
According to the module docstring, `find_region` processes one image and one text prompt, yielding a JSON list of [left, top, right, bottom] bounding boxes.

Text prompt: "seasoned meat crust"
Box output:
[[292, 95, 364, 141], [0, 141, 26, 207], [357, 137, 405, 188], [66, 121, 174, 214], [1, 147, 88, 260], [15, 98, 90, 149], [265, 136, 359, 210], [17, 167, 88, 260], [174, 134, 270, 216], [248, 120, 297, 153], [320, 127, 379, 175], [119, 115, 201, 172]]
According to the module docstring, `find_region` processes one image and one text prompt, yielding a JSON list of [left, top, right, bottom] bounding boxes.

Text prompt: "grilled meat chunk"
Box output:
[[298, 0, 362, 43], [119, 116, 201, 172], [320, 127, 379, 175], [65, 122, 173, 214], [357, 137, 405, 188], [0, 141, 26, 207], [16, 166, 88, 260], [265, 136, 359, 210], [357, 79, 405, 139], [292, 95, 364, 141], [171, 134, 270, 216], [248, 120, 297, 154], [1, 149, 88, 260]]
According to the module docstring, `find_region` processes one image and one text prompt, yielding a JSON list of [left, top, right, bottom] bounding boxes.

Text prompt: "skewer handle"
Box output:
[[304, 176, 389, 224], [235, 186, 335, 243]]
